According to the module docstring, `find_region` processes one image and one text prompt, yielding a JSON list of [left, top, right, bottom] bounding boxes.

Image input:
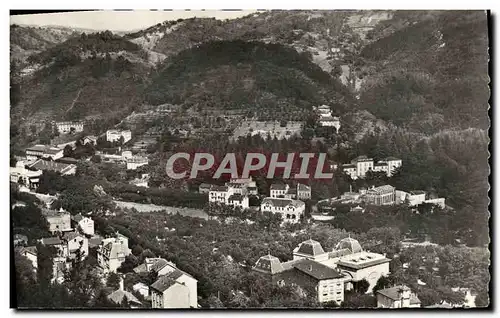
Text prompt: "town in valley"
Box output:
[[10, 10, 490, 309]]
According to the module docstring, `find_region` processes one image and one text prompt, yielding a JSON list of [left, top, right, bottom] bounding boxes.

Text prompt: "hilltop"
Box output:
[[11, 32, 152, 125], [10, 24, 79, 63]]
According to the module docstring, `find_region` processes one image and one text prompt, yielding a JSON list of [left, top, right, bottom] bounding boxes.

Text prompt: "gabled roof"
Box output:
[[342, 163, 356, 169], [210, 185, 228, 192], [151, 275, 182, 293], [410, 190, 426, 195], [17, 246, 37, 256], [63, 231, 84, 241], [293, 259, 344, 280], [29, 159, 75, 174], [261, 197, 305, 208], [107, 289, 141, 305], [41, 237, 63, 245], [270, 183, 288, 191], [297, 183, 311, 192], [376, 285, 421, 304], [295, 239, 325, 256], [384, 156, 401, 161]]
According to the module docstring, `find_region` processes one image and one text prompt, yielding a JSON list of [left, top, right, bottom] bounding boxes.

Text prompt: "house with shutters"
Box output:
[[260, 197, 305, 224], [136, 258, 198, 309], [376, 285, 421, 308], [97, 232, 131, 273], [71, 213, 95, 236]]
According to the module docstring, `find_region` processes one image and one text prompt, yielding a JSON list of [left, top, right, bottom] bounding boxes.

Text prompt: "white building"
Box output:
[[209, 185, 231, 205], [364, 185, 396, 205], [260, 197, 305, 223], [379, 157, 402, 177], [342, 156, 402, 179], [228, 194, 249, 209], [97, 232, 131, 273], [106, 130, 132, 144], [82, 135, 97, 145], [149, 259, 198, 309], [10, 161, 42, 189], [126, 156, 149, 170], [376, 285, 421, 308], [133, 282, 150, 298], [16, 246, 38, 272], [25, 145, 64, 161], [28, 159, 76, 175], [314, 105, 341, 131], [42, 208, 72, 234], [270, 183, 290, 198], [270, 183, 311, 200], [71, 214, 95, 236], [209, 184, 251, 209], [55, 121, 84, 134], [62, 231, 89, 259], [319, 116, 341, 131]]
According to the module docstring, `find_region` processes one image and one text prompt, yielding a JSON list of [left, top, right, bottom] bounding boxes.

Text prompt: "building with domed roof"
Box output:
[[252, 254, 346, 304], [253, 237, 391, 298]]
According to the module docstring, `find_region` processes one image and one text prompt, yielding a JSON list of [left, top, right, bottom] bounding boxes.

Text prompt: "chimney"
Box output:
[[119, 276, 124, 291], [309, 265, 313, 271]]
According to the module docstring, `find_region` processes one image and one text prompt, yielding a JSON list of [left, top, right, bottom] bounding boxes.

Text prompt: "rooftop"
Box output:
[[270, 183, 288, 191], [295, 239, 326, 256], [261, 197, 305, 208], [211, 185, 228, 192], [352, 155, 373, 163], [253, 254, 285, 274], [228, 194, 246, 202], [376, 285, 421, 304], [297, 183, 311, 192], [150, 275, 179, 293], [336, 251, 390, 270], [410, 190, 426, 195], [28, 159, 75, 174], [366, 185, 396, 195], [335, 237, 363, 254], [41, 237, 63, 245], [107, 289, 141, 305], [293, 259, 344, 281]]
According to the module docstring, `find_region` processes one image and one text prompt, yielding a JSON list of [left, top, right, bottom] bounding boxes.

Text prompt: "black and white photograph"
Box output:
[[9, 9, 490, 310]]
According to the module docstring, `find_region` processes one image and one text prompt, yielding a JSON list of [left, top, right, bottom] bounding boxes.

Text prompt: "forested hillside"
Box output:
[[11, 32, 152, 122], [10, 24, 78, 63], [145, 40, 353, 112], [357, 11, 489, 131]]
